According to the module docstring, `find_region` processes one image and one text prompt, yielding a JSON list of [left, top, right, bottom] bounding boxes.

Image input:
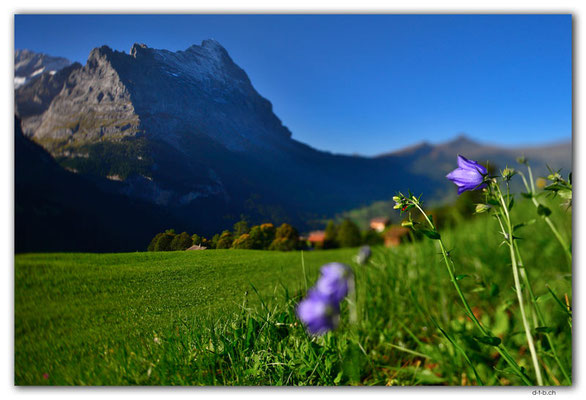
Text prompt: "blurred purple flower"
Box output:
[[355, 245, 372, 265], [446, 155, 488, 195], [296, 290, 340, 335], [316, 262, 353, 303]]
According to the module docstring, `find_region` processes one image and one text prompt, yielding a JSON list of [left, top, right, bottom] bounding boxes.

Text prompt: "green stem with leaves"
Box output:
[[410, 201, 533, 385], [513, 242, 571, 384], [492, 182, 543, 386], [518, 169, 572, 266]]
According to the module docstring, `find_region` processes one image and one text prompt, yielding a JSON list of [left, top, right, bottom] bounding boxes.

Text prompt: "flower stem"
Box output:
[[493, 183, 544, 386], [513, 241, 571, 384], [412, 202, 533, 385], [519, 169, 572, 266]]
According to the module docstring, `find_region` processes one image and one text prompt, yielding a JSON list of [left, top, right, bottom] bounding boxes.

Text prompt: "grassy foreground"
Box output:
[[15, 200, 571, 385]]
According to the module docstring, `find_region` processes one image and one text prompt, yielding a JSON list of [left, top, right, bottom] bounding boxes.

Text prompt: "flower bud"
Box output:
[[516, 156, 528, 165], [475, 203, 491, 214], [547, 172, 562, 182], [501, 168, 516, 181]]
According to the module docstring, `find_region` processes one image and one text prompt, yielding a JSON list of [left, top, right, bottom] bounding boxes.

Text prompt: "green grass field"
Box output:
[[15, 198, 572, 386]]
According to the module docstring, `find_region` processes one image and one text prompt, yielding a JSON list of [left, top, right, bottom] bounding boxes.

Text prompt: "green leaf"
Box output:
[[487, 198, 500, 206], [520, 192, 532, 198], [558, 189, 572, 200], [537, 204, 552, 217], [508, 197, 515, 210], [546, 285, 572, 317], [420, 229, 441, 240], [474, 335, 502, 346], [490, 283, 500, 297], [455, 274, 470, 281], [535, 326, 554, 334]]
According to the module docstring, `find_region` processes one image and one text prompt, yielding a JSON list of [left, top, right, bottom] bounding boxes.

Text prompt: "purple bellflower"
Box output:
[[296, 262, 354, 335], [296, 290, 340, 335], [316, 262, 353, 303], [354, 245, 372, 265], [446, 155, 488, 195]]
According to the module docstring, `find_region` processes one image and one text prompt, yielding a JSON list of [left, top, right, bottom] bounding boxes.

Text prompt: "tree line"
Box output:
[[318, 219, 383, 249], [147, 221, 300, 252], [148, 218, 385, 252]]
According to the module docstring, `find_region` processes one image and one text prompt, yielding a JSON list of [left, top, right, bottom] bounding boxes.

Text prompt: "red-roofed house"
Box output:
[[307, 231, 326, 245]]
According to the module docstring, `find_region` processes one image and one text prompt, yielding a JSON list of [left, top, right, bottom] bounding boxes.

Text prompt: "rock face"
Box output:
[[16, 40, 316, 214], [22, 40, 291, 152], [14, 49, 71, 89], [20, 47, 140, 143], [16, 62, 82, 122]]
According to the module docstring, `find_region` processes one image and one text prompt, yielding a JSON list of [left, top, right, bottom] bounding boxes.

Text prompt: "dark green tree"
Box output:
[[362, 229, 384, 246], [269, 223, 299, 251], [209, 233, 220, 249], [233, 220, 250, 237], [154, 232, 175, 252], [231, 233, 255, 249], [216, 230, 234, 249], [323, 220, 339, 249], [148, 232, 165, 251], [337, 219, 361, 248], [170, 232, 193, 251], [275, 223, 298, 240], [260, 223, 276, 248], [248, 226, 264, 249], [269, 237, 297, 251]]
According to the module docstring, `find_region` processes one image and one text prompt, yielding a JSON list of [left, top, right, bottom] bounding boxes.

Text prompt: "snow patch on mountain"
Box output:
[[15, 49, 71, 88]]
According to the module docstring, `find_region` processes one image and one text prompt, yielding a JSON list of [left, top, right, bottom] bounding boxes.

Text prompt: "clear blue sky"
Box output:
[[14, 14, 572, 156]]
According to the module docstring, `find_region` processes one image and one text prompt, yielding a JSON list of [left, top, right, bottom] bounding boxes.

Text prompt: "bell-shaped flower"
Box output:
[[296, 290, 340, 335], [316, 262, 353, 303], [446, 155, 488, 195]]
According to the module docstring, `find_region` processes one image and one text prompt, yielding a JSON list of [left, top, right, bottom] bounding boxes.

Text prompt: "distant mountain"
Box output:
[[377, 134, 571, 200], [340, 135, 571, 228], [14, 41, 572, 252], [14, 49, 71, 89]]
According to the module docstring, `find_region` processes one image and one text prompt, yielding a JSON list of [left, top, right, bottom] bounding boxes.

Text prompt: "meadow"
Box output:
[[15, 196, 571, 385]]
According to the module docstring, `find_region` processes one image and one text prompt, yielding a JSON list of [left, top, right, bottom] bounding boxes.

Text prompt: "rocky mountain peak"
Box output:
[[201, 38, 223, 49], [15, 49, 71, 88], [130, 43, 151, 58], [88, 45, 113, 59], [16, 39, 294, 155]]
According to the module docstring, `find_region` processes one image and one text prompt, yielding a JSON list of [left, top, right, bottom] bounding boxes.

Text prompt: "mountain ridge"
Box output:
[[15, 49, 71, 88], [14, 41, 572, 252]]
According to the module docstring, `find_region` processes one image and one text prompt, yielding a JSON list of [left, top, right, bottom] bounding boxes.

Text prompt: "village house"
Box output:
[[383, 226, 410, 247], [307, 231, 326, 247], [186, 244, 207, 251], [369, 217, 390, 232]]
